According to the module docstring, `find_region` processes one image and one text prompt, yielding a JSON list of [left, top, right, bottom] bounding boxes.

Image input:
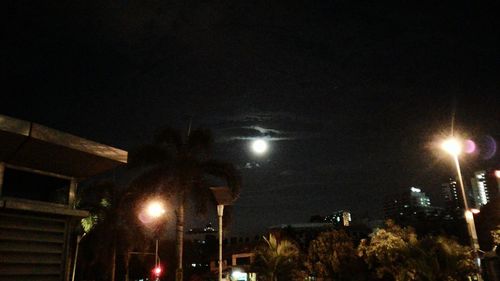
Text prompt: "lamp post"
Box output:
[[135, 199, 166, 281], [145, 200, 166, 268], [210, 187, 236, 281], [441, 138, 482, 279]]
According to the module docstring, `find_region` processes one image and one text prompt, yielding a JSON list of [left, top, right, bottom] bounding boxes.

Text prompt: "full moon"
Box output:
[[251, 139, 268, 154]]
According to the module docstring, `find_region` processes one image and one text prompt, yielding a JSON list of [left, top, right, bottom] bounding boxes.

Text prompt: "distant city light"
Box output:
[[410, 187, 421, 193], [251, 139, 268, 155]]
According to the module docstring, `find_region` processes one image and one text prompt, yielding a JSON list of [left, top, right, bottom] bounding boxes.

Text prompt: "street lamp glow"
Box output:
[[441, 138, 462, 156], [146, 201, 166, 218], [251, 139, 268, 154]]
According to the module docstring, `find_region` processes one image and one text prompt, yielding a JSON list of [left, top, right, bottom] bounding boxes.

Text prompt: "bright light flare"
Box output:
[[146, 201, 166, 218], [470, 208, 480, 214], [441, 138, 462, 156], [251, 139, 268, 155], [464, 139, 476, 154], [495, 170, 500, 178]]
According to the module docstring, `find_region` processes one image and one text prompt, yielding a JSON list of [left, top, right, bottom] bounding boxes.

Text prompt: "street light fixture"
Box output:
[[210, 187, 236, 281], [441, 138, 462, 157], [441, 137, 482, 279], [125, 199, 167, 281], [143, 200, 166, 268], [146, 201, 166, 218]]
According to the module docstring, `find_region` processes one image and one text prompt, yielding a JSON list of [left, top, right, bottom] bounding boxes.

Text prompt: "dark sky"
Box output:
[[4, 0, 500, 235]]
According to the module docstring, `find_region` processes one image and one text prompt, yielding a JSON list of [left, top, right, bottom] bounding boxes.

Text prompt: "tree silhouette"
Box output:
[[305, 230, 366, 281], [128, 127, 241, 281], [77, 181, 149, 281]]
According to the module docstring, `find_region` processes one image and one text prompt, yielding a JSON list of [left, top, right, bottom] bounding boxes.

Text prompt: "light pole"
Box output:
[[441, 138, 482, 278], [145, 200, 166, 268], [136, 199, 166, 281], [210, 187, 236, 281]]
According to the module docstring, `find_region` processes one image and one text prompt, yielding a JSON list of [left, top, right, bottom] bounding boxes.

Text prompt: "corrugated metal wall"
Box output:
[[0, 211, 67, 281]]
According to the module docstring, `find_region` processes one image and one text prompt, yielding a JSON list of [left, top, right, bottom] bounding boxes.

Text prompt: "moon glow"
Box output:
[[251, 139, 268, 154]]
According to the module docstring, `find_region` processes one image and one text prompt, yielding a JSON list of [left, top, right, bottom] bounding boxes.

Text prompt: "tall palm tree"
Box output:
[[128, 127, 241, 281]]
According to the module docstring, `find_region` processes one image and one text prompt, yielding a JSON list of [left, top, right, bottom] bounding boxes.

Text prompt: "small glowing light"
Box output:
[[410, 187, 421, 193], [251, 139, 268, 154], [441, 138, 462, 156], [495, 170, 500, 178], [471, 208, 480, 214], [146, 201, 166, 218], [231, 270, 247, 280], [152, 265, 162, 276]]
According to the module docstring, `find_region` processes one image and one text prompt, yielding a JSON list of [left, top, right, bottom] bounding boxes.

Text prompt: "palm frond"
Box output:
[[190, 180, 212, 215], [187, 128, 213, 158], [77, 180, 116, 210], [201, 160, 241, 199], [154, 127, 184, 150], [128, 144, 172, 169]]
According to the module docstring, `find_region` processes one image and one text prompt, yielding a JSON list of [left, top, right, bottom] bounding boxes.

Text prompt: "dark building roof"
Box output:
[[0, 114, 127, 178]]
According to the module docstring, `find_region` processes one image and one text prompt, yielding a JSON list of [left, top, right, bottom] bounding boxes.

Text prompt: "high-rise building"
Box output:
[[470, 169, 500, 208], [384, 187, 434, 221], [471, 171, 489, 208], [442, 177, 462, 210]]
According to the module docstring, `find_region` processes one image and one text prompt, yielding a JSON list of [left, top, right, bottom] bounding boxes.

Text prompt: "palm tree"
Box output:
[[253, 234, 299, 281], [128, 127, 241, 281], [77, 181, 150, 281]]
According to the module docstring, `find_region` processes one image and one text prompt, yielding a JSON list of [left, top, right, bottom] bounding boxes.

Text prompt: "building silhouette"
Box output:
[[0, 114, 127, 281]]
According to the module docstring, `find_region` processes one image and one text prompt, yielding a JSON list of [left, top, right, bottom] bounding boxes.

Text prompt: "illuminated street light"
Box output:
[[143, 200, 167, 270], [210, 187, 235, 281], [146, 201, 166, 218], [441, 138, 462, 156], [441, 136, 482, 280]]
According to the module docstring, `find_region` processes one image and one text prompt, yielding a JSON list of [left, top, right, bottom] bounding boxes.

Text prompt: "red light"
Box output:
[[153, 265, 162, 276]]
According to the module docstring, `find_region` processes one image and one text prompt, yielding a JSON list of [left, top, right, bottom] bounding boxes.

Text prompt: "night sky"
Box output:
[[4, 0, 500, 235]]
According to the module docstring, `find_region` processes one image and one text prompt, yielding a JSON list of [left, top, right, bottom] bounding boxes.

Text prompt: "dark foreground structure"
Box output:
[[0, 114, 127, 281]]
